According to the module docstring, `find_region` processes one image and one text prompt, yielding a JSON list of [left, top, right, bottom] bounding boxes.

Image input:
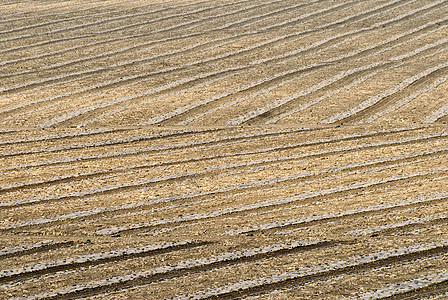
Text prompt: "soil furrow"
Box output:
[[19, 240, 336, 300], [0, 240, 208, 284], [142, 6, 447, 126], [94, 169, 448, 236], [0, 240, 73, 260], [225, 192, 448, 236], [0, 127, 425, 190], [0, 127, 223, 158], [0, 0, 225, 44], [168, 241, 448, 300], [2, 143, 444, 232], [336, 64, 448, 125]]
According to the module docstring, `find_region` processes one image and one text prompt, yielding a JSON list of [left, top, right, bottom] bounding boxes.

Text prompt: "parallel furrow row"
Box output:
[[19, 240, 335, 300], [224, 21, 448, 125], [321, 62, 448, 125], [225, 192, 448, 236], [2, 143, 445, 232], [0, 128, 431, 203], [134, 3, 448, 126], [0, 240, 206, 284], [3, 0, 420, 125], [345, 271, 448, 300], [0, 127, 224, 158], [0, 127, 313, 171], [94, 169, 448, 236], [0, 0, 234, 44], [0, 240, 73, 259], [167, 242, 448, 299]]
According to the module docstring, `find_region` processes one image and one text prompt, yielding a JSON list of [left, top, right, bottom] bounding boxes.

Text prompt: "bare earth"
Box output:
[[1, 0, 448, 299]]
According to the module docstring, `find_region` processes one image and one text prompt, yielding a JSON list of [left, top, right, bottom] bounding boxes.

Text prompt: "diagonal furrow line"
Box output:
[[237, 47, 447, 126], [0, 32, 238, 77], [142, 4, 448, 126], [35, 67, 246, 127], [0, 128, 118, 146], [0, 240, 207, 284], [0, 0, 323, 61], [224, 192, 448, 236], [79, 71, 240, 126], [0, 0, 228, 43], [262, 24, 448, 124], [226, 62, 391, 126], [245, 0, 439, 65], [0, 125, 420, 174], [174, 70, 316, 126], [0, 128, 223, 158], [422, 102, 448, 124], [319, 19, 448, 65], [187, 0, 322, 32], [343, 61, 448, 124], [141, 67, 321, 125], [250, 3, 446, 68], [94, 170, 448, 236], [388, 37, 448, 62], [2, 144, 445, 232], [345, 212, 448, 236], [0, 0, 269, 68], [0, 67, 241, 123], [257, 0, 362, 32], [1, 0, 324, 80], [95, 0, 280, 37], [321, 62, 448, 124], [344, 271, 448, 299], [362, 72, 448, 123], [0, 240, 73, 260], [175, 21, 448, 127], [0, 0, 416, 125], [0, 0, 384, 96], [0, 0, 211, 35], [19, 240, 333, 300], [3, 2, 256, 82], [0, 0, 279, 74], [0, 0, 46, 6], [0, 0, 334, 106], [0, 1, 155, 35], [0, 0, 144, 23], [264, 68, 384, 124], [119, 17, 448, 126], [167, 241, 448, 300]]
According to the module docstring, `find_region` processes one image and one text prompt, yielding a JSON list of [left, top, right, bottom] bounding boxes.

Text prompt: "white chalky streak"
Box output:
[[320, 62, 448, 124], [0, 240, 195, 280], [342, 271, 448, 299], [20, 240, 323, 300], [96, 171, 448, 236], [169, 241, 448, 300], [346, 212, 448, 236], [224, 191, 448, 235], [226, 62, 387, 126], [362, 73, 448, 123], [422, 102, 448, 123], [0, 241, 69, 257]]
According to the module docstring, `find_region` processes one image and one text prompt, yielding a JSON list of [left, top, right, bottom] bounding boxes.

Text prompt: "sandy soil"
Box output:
[[1, 0, 448, 299]]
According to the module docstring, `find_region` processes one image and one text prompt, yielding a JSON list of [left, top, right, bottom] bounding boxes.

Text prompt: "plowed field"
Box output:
[[1, 0, 448, 299]]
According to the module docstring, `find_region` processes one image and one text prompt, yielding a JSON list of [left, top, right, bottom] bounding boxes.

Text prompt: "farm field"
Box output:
[[1, 0, 448, 299]]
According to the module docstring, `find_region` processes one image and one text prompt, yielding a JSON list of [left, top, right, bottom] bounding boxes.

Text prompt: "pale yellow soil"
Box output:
[[1, 0, 448, 299]]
